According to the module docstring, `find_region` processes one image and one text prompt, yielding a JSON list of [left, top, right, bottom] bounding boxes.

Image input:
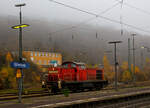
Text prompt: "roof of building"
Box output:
[[62, 61, 85, 66], [24, 50, 61, 54]]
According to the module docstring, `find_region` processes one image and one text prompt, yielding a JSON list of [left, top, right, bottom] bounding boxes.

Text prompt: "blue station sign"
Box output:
[[10, 62, 30, 69]]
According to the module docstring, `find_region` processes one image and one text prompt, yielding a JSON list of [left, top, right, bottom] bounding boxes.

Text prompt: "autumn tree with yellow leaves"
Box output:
[[120, 61, 132, 82], [0, 52, 16, 89], [6, 52, 13, 64], [140, 57, 150, 81], [103, 55, 114, 82], [120, 61, 147, 82]]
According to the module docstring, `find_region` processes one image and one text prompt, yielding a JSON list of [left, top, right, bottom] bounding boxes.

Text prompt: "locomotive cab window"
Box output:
[[79, 65, 86, 69], [63, 64, 68, 68], [71, 63, 76, 68]]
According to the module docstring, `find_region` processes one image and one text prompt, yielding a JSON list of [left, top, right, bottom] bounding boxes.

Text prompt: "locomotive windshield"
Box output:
[[71, 64, 76, 68], [79, 64, 86, 69], [63, 63, 77, 68], [62, 61, 86, 69]]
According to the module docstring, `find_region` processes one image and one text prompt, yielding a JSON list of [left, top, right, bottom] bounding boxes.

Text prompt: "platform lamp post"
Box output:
[[140, 46, 148, 70], [140, 46, 145, 70], [131, 33, 136, 85], [108, 41, 122, 91], [12, 3, 29, 103]]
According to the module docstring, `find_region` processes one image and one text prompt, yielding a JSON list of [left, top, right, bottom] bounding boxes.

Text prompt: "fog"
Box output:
[[0, 0, 150, 64], [1, 0, 150, 33]]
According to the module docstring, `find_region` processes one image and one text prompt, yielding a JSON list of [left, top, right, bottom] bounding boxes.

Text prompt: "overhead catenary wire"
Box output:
[[49, 1, 120, 35], [48, 0, 150, 34], [116, 0, 150, 16]]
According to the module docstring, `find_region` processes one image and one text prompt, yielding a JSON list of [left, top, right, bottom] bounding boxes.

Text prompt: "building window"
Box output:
[[34, 60, 37, 63], [39, 60, 41, 64], [30, 57, 34, 61], [48, 60, 50, 65], [31, 52, 33, 56], [56, 54, 58, 58], [44, 60, 47, 65], [42, 52, 44, 56], [35, 52, 37, 56], [52, 53, 55, 57], [39, 52, 41, 56], [58, 61, 61, 65]]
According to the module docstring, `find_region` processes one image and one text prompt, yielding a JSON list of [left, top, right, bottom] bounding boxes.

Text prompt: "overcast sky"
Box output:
[[1, 0, 150, 35]]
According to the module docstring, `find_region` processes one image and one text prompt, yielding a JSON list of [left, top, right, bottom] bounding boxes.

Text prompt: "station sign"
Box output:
[[10, 61, 30, 69], [50, 60, 57, 64]]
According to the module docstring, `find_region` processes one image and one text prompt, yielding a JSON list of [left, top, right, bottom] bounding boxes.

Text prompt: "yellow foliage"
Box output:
[[23, 52, 30, 61], [86, 64, 93, 68], [122, 70, 132, 82], [103, 55, 114, 81], [94, 64, 98, 68], [0, 66, 17, 89], [145, 58, 150, 64], [9, 77, 17, 88], [32, 71, 40, 83], [0, 67, 9, 78], [35, 76, 41, 82], [135, 66, 140, 74], [121, 61, 132, 82], [121, 62, 128, 71], [6, 52, 13, 63], [131, 64, 140, 74]]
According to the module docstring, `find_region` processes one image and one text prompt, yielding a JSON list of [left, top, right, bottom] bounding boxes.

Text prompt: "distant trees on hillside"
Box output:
[[103, 55, 150, 83]]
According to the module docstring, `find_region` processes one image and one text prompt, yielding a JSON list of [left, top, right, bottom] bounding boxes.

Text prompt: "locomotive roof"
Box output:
[[62, 61, 85, 65]]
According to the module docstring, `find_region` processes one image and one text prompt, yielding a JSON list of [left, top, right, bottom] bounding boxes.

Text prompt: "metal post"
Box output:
[[132, 34, 136, 84], [15, 3, 26, 103], [114, 43, 117, 91], [128, 38, 132, 81], [141, 50, 143, 70], [18, 6, 23, 103], [12, 3, 28, 103], [108, 41, 122, 91]]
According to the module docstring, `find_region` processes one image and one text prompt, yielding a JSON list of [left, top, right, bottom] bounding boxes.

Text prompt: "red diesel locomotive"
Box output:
[[42, 61, 108, 93]]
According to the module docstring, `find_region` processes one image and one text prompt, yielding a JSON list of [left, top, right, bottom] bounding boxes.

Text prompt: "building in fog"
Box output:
[[24, 51, 62, 72]]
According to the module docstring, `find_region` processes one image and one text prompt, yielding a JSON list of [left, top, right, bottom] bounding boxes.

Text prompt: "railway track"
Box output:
[[1, 86, 150, 108], [0, 91, 47, 97], [98, 95, 150, 108], [0, 88, 118, 101], [0, 85, 150, 102], [45, 89, 150, 108], [0, 90, 51, 101]]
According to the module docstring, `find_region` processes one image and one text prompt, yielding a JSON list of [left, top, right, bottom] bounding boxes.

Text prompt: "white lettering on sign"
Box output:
[[14, 63, 26, 68]]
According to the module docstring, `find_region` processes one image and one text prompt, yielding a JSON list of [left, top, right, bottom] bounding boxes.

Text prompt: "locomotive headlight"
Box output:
[[42, 81, 45, 85]]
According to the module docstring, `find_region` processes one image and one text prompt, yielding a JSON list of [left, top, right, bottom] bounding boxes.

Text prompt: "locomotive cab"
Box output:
[[48, 67, 59, 81]]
